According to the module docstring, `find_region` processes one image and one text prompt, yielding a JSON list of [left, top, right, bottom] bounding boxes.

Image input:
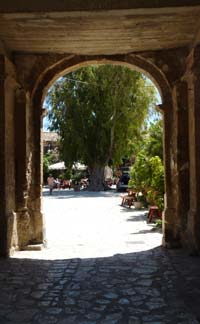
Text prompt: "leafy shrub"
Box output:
[[129, 154, 164, 210]]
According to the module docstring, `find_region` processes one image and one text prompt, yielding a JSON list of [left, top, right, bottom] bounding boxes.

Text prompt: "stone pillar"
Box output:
[[162, 97, 180, 247], [163, 81, 189, 248], [27, 97, 44, 246], [186, 47, 200, 252], [162, 80, 189, 248], [0, 56, 8, 257], [175, 81, 189, 244], [0, 56, 18, 256], [15, 88, 31, 249]]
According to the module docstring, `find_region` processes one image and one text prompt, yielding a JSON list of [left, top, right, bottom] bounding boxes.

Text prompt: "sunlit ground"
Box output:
[[13, 188, 162, 259]]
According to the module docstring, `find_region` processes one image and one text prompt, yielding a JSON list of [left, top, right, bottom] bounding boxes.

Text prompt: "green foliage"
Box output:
[[43, 154, 50, 181], [43, 152, 56, 181], [147, 156, 164, 210], [129, 155, 164, 210], [129, 152, 151, 192], [145, 119, 163, 160], [43, 149, 60, 182], [129, 118, 164, 210], [47, 65, 156, 171], [71, 171, 83, 184], [63, 169, 72, 180], [155, 219, 162, 228], [136, 193, 148, 207], [130, 117, 163, 159]]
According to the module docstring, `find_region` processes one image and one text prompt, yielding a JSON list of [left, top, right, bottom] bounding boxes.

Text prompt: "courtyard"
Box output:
[[0, 190, 198, 323], [16, 189, 162, 260], [1, 2, 200, 323]]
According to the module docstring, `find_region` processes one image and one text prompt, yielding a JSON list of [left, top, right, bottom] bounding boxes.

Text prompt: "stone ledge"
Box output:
[[23, 244, 44, 251]]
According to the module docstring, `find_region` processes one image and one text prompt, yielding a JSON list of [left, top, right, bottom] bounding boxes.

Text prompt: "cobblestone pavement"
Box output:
[[0, 190, 199, 323]]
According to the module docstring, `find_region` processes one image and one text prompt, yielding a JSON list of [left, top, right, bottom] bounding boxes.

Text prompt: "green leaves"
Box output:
[[47, 64, 156, 171], [129, 119, 164, 210]]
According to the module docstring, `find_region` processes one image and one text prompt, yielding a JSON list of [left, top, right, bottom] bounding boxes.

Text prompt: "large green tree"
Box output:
[[47, 65, 156, 190]]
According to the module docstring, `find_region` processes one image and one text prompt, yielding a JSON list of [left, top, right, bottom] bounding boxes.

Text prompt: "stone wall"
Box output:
[[1, 45, 200, 256]]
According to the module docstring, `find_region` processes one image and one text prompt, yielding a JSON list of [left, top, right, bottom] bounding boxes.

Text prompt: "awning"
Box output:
[[49, 162, 66, 170], [49, 161, 87, 171]]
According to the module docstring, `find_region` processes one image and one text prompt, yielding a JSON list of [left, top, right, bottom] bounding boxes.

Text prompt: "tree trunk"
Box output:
[[108, 107, 117, 162], [88, 166, 105, 191]]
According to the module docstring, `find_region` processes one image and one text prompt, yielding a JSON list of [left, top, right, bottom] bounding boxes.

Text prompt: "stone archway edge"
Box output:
[[1, 46, 200, 256]]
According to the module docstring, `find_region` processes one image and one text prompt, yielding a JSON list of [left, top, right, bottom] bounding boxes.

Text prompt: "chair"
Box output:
[[121, 189, 136, 208], [147, 206, 162, 222]]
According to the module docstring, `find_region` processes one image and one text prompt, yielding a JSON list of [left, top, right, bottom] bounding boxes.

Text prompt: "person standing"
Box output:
[[47, 174, 55, 195]]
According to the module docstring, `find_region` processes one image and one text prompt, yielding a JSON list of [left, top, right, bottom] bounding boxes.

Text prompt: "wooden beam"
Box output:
[[1, 0, 200, 12], [183, 20, 200, 76], [190, 19, 200, 50], [0, 39, 12, 61]]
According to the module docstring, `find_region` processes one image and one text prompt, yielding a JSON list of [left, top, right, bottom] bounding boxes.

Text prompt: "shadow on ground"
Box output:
[[0, 247, 198, 323], [124, 211, 148, 223], [43, 189, 120, 199], [131, 227, 162, 235]]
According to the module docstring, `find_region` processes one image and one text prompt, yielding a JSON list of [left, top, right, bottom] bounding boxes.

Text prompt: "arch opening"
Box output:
[[14, 52, 184, 259], [38, 60, 165, 259]]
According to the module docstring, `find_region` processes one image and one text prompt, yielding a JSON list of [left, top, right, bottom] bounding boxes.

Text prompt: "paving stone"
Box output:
[[40, 300, 51, 306], [79, 321, 97, 324], [57, 315, 77, 324], [6, 309, 38, 322], [79, 292, 97, 301], [63, 297, 76, 305], [128, 318, 142, 324], [31, 291, 46, 299], [64, 307, 76, 314], [18, 298, 36, 306], [92, 305, 107, 312], [121, 288, 136, 296], [130, 295, 146, 302], [85, 312, 101, 320], [118, 297, 130, 305], [144, 322, 165, 324], [147, 302, 166, 310], [65, 290, 80, 297], [78, 300, 93, 308], [1, 191, 199, 324], [103, 292, 118, 299], [96, 299, 111, 305], [68, 283, 81, 290], [137, 279, 153, 287], [104, 313, 123, 320], [100, 320, 119, 324], [45, 307, 63, 315]]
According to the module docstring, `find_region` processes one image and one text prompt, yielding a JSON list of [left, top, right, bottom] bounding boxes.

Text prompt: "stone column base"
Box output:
[[186, 209, 200, 254], [162, 207, 182, 248], [22, 243, 44, 251], [7, 211, 18, 256], [16, 209, 31, 249], [29, 210, 45, 245]]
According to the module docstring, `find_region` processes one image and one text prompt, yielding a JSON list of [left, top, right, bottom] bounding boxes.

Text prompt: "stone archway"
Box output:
[[0, 0, 200, 258], [29, 53, 179, 253], [2, 46, 200, 257]]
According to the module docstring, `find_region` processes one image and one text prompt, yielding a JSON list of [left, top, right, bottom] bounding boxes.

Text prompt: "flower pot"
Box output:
[[134, 201, 142, 209]]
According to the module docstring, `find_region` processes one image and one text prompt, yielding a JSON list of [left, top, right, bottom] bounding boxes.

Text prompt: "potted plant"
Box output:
[[134, 193, 144, 209]]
